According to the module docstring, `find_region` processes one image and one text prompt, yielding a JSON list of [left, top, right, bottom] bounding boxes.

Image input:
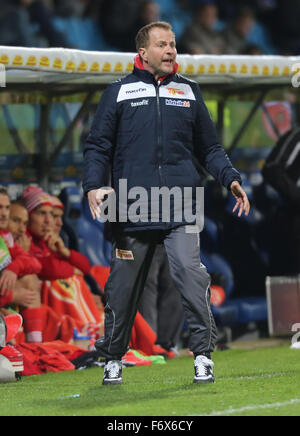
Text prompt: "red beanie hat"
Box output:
[[50, 196, 65, 210], [21, 186, 54, 214]]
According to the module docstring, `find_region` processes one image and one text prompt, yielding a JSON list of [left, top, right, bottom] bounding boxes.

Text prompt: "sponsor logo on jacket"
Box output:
[[126, 87, 147, 95], [117, 82, 156, 103], [165, 99, 191, 108], [131, 99, 149, 107]]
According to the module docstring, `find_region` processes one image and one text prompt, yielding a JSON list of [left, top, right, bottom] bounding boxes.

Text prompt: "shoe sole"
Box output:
[[102, 379, 123, 386], [193, 377, 215, 384]]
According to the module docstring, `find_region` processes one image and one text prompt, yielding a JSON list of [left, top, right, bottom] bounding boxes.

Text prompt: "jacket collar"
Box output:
[[133, 55, 178, 85]]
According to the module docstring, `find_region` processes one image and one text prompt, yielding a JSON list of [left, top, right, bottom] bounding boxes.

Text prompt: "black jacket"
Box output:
[[83, 60, 241, 232]]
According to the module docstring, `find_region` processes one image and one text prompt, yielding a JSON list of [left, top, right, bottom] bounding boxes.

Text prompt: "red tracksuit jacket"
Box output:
[[28, 231, 91, 281], [0, 230, 42, 307]]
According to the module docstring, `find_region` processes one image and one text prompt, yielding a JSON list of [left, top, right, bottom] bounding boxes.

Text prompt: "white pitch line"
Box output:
[[196, 398, 300, 416], [222, 372, 291, 381]]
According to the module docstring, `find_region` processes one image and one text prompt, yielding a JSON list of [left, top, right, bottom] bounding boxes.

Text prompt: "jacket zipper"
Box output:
[[156, 80, 163, 185]]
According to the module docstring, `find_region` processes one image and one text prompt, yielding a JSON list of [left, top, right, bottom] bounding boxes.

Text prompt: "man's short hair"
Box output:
[[0, 186, 9, 198], [11, 199, 26, 208], [135, 21, 174, 51]]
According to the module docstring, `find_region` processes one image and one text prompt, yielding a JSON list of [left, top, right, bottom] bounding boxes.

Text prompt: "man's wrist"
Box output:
[[229, 180, 241, 190]]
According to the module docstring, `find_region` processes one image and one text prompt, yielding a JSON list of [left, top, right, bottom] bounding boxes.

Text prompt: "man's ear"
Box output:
[[138, 48, 148, 64]]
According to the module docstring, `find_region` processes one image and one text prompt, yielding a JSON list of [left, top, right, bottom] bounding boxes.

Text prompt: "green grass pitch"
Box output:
[[1, 346, 300, 416]]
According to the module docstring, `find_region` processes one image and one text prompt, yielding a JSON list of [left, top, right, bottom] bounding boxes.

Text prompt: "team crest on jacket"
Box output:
[[159, 82, 196, 100], [167, 87, 185, 96], [116, 249, 135, 260]]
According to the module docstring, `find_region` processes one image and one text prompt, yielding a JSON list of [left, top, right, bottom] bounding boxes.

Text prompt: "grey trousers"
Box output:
[[138, 243, 185, 350], [95, 226, 217, 360]]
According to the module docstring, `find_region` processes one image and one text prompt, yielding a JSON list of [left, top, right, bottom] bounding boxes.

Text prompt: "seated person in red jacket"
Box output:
[[20, 186, 102, 341], [20, 186, 91, 281], [51, 195, 104, 312], [0, 188, 43, 343], [51, 196, 64, 236]]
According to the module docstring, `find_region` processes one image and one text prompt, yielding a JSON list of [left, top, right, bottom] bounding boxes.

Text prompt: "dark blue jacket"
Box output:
[[83, 62, 241, 232]]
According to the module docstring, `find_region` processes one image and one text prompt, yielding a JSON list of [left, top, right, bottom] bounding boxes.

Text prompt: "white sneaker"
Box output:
[[194, 355, 215, 384], [102, 360, 123, 385]]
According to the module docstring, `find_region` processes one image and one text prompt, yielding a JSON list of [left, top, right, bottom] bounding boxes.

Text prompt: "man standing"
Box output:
[[83, 21, 250, 385]]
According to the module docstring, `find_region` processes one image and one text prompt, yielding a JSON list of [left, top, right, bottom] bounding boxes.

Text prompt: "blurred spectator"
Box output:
[[179, 1, 225, 54], [52, 0, 86, 17], [139, 0, 161, 23], [99, 0, 143, 52], [161, 0, 193, 40], [82, 0, 104, 19], [0, 0, 36, 47], [128, 0, 162, 51], [27, 0, 69, 47], [51, 0, 109, 51], [268, 0, 300, 55], [0, 0, 68, 47], [214, 0, 277, 54], [216, 0, 276, 21], [241, 44, 264, 55], [222, 7, 256, 55], [99, 0, 161, 52]]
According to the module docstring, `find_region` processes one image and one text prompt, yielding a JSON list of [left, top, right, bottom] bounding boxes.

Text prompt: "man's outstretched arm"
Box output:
[[83, 84, 118, 208]]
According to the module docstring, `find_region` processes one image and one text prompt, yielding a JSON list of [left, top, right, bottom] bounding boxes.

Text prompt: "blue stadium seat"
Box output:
[[59, 186, 82, 233], [81, 196, 112, 266], [223, 297, 267, 324], [159, 0, 192, 39], [211, 297, 267, 326], [201, 248, 267, 326], [76, 215, 111, 266], [59, 187, 112, 267], [247, 22, 277, 55], [201, 248, 239, 326], [52, 17, 117, 51], [211, 303, 239, 327], [237, 297, 267, 324], [158, 0, 176, 15], [201, 249, 234, 297], [202, 217, 219, 252]]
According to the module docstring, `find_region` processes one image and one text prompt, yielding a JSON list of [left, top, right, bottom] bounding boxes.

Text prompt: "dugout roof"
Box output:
[[0, 47, 299, 186], [0, 46, 299, 93]]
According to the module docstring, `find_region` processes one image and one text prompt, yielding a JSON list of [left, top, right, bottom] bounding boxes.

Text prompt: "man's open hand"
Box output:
[[87, 188, 115, 220], [230, 181, 251, 217]]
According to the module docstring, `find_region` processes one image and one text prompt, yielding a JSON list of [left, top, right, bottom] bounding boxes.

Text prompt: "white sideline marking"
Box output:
[[196, 398, 300, 416], [224, 372, 291, 381]]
